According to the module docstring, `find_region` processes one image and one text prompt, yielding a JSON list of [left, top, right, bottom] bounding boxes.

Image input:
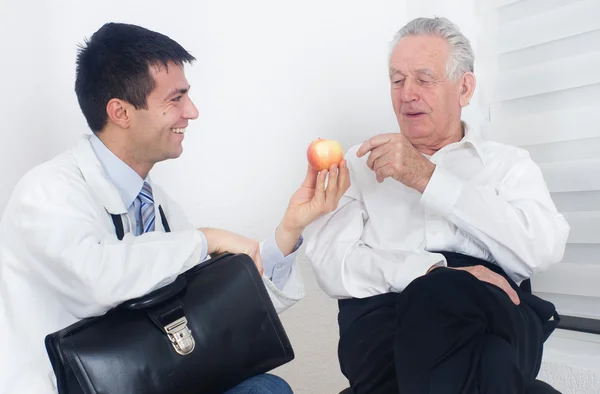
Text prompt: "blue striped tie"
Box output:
[[138, 182, 155, 233]]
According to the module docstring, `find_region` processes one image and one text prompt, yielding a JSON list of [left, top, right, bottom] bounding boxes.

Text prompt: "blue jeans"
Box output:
[[224, 374, 293, 394]]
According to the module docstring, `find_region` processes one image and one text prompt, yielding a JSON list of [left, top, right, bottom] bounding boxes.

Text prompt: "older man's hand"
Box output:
[[356, 133, 435, 193]]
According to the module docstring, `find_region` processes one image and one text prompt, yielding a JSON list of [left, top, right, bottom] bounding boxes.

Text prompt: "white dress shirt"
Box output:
[[306, 129, 570, 299]]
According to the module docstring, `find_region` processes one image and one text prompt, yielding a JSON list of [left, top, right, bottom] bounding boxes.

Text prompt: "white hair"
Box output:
[[390, 17, 474, 81]]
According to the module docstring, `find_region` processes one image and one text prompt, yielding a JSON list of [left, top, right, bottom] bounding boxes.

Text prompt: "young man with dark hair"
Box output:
[[0, 22, 349, 393]]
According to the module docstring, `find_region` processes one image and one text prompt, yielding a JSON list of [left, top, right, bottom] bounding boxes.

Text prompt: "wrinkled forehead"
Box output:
[[390, 35, 449, 75]]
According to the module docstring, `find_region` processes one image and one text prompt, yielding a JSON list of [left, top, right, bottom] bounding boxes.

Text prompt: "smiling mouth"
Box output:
[[171, 128, 187, 134]]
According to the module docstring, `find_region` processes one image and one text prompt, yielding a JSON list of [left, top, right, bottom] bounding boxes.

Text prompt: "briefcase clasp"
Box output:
[[164, 317, 195, 356]]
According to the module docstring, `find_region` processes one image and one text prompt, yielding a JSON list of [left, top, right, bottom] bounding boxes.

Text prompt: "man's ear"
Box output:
[[106, 99, 132, 129], [459, 72, 476, 108]]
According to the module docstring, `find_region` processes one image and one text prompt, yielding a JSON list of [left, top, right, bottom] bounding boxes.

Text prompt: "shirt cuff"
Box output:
[[427, 259, 447, 273], [420, 166, 466, 216], [400, 252, 448, 289], [261, 232, 303, 290]]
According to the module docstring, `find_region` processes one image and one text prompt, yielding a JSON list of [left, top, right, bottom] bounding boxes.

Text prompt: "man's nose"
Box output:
[[183, 96, 199, 120], [401, 78, 419, 102]]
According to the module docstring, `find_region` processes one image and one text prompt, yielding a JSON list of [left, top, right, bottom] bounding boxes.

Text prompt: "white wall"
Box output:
[[151, 0, 407, 239], [0, 1, 53, 211], [0, 1, 407, 392], [0, 0, 407, 238]]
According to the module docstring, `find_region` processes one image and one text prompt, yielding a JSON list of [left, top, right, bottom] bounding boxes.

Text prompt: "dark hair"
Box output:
[[75, 23, 196, 132]]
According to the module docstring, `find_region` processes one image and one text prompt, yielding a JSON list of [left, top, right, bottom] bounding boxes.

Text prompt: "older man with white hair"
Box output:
[[306, 17, 569, 394]]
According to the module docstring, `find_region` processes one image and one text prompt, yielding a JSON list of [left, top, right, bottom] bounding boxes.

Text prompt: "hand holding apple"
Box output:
[[275, 143, 350, 256], [306, 138, 345, 171]]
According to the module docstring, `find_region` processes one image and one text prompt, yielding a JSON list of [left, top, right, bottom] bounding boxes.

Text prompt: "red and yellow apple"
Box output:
[[306, 138, 344, 171]]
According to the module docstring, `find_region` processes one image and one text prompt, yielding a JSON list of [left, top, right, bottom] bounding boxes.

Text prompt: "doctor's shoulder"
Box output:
[[6, 150, 87, 208]]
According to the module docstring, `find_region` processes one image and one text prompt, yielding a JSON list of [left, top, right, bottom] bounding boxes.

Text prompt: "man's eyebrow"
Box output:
[[389, 68, 404, 77], [389, 68, 437, 79], [164, 86, 190, 100], [416, 68, 435, 77]]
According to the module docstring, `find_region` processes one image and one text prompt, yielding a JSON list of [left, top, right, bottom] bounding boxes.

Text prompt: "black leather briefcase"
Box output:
[[45, 253, 295, 394]]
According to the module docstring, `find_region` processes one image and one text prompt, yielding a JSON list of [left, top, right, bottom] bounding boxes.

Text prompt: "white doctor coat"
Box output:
[[0, 135, 305, 393]]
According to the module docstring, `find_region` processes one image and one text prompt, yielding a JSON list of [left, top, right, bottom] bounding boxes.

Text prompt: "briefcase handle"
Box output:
[[121, 276, 188, 310], [118, 253, 234, 311]]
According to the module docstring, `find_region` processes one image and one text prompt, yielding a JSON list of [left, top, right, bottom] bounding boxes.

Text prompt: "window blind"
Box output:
[[484, 0, 600, 324]]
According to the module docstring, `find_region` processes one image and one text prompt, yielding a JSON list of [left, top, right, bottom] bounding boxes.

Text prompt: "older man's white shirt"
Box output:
[[306, 129, 570, 299]]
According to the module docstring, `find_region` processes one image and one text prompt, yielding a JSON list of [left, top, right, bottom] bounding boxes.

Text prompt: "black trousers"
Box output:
[[338, 252, 559, 394]]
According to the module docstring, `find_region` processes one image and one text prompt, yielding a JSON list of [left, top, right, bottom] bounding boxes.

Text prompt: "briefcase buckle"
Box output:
[[164, 317, 195, 356]]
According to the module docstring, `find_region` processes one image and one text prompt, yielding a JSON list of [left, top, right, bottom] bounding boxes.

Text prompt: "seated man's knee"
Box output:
[[403, 267, 477, 300], [225, 374, 293, 394], [398, 267, 486, 318]]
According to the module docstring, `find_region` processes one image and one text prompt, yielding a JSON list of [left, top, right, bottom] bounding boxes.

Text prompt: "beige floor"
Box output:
[[274, 251, 348, 393]]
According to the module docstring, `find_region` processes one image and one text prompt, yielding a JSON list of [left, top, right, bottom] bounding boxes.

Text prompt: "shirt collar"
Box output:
[[433, 121, 486, 165], [460, 122, 486, 164], [89, 133, 147, 209]]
